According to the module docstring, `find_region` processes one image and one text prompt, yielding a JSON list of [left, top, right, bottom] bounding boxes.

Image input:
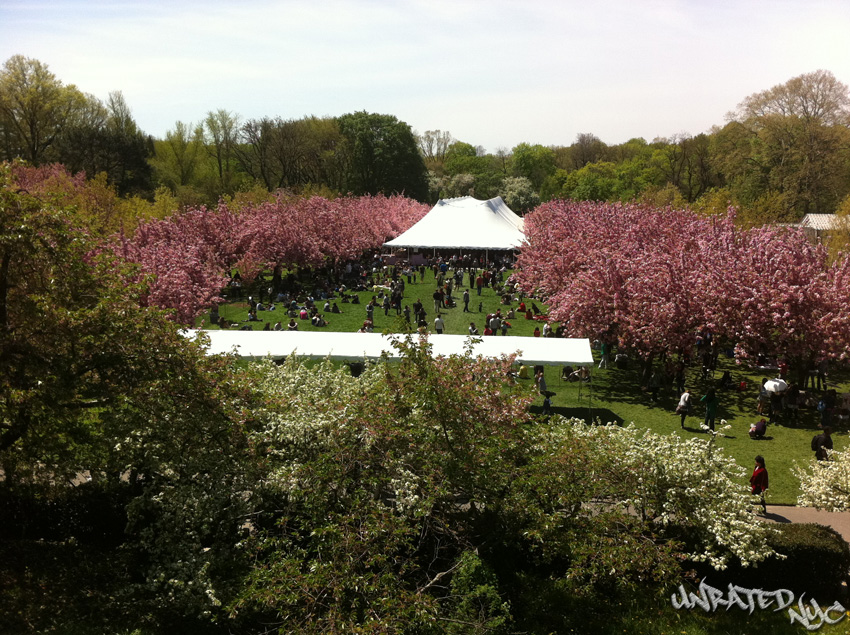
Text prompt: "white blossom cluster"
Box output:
[[247, 357, 776, 576], [793, 449, 850, 512], [250, 357, 430, 515], [540, 418, 777, 569]]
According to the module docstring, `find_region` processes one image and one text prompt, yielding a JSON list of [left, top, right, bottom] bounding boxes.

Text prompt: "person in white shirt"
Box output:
[[434, 314, 445, 334]]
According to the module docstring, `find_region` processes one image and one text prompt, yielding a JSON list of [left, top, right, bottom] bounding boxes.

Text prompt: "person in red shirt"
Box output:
[[750, 455, 768, 514], [533, 326, 541, 337]]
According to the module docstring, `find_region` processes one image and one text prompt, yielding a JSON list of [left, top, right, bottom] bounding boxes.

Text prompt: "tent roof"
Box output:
[[799, 213, 842, 231], [384, 196, 526, 250], [187, 330, 593, 367]]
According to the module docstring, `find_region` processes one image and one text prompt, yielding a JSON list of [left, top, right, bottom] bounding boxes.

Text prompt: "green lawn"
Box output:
[[206, 269, 848, 505]]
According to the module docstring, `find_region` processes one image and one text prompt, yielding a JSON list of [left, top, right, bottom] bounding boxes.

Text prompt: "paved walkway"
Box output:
[[763, 505, 850, 543]]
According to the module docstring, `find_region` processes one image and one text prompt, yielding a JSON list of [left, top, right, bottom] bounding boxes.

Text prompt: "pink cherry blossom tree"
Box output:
[[516, 201, 713, 359], [517, 200, 850, 376], [114, 194, 429, 323]]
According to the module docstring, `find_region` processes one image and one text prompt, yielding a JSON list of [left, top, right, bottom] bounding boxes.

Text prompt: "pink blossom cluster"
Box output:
[[116, 194, 429, 323], [516, 200, 850, 366]]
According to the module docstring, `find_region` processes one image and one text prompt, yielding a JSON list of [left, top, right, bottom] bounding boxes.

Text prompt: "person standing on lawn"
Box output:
[[598, 339, 610, 369], [813, 427, 833, 461], [675, 388, 691, 428], [434, 314, 444, 334], [701, 388, 719, 431], [750, 455, 768, 514]]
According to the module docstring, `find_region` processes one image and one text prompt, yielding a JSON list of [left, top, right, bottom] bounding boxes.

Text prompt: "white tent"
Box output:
[[384, 196, 525, 250], [187, 330, 593, 367]]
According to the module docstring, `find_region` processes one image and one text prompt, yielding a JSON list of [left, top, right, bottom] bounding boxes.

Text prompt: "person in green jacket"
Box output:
[[701, 388, 719, 431]]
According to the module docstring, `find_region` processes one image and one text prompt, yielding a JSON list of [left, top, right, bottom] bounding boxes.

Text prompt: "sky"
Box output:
[[2, 0, 850, 153]]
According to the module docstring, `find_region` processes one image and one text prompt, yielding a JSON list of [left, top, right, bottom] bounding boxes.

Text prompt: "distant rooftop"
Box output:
[[799, 214, 841, 231]]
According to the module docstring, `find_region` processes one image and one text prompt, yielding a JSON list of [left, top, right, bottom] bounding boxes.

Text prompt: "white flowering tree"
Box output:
[[556, 421, 776, 569], [224, 337, 776, 632], [793, 450, 850, 512]]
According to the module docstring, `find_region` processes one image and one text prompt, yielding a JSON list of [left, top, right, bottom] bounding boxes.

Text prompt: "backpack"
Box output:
[[812, 434, 822, 452], [817, 399, 827, 413]]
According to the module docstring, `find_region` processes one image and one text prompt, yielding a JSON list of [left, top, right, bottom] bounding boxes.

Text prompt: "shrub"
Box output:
[[687, 522, 850, 600]]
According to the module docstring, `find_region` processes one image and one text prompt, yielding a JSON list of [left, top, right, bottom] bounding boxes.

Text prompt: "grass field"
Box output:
[[206, 269, 849, 506]]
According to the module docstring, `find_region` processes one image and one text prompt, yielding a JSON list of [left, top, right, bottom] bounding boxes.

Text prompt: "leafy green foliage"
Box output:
[[222, 336, 775, 632], [510, 143, 556, 190], [337, 111, 429, 201], [444, 551, 512, 634]]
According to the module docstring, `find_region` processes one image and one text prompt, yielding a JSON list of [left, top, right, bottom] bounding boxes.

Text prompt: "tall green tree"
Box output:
[[150, 120, 205, 203], [0, 55, 89, 164], [569, 132, 608, 169], [510, 142, 556, 190], [721, 69, 850, 217], [337, 111, 428, 201], [202, 108, 241, 196], [54, 90, 153, 196], [443, 141, 487, 176], [0, 163, 204, 479], [417, 129, 455, 174], [235, 115, 344, 194]]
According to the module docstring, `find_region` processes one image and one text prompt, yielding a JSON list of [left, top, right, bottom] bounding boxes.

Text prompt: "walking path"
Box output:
[[763, 505, 850, 543]]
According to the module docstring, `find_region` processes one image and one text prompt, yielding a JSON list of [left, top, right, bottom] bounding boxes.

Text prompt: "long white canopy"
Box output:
[[188, 330, 593, 367], [384, 196, 526, 250]]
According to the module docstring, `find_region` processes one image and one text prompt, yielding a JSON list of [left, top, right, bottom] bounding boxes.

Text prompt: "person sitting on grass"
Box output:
[[749, 418, 767, 439], [287, 318, 298, 331], [571, 366, 590, 382]]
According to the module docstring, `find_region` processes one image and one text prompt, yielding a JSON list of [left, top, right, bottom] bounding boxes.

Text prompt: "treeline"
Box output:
[[3, 54, 850, 222], [424, 69, 850, 223], [0, 56, 429, 208]]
